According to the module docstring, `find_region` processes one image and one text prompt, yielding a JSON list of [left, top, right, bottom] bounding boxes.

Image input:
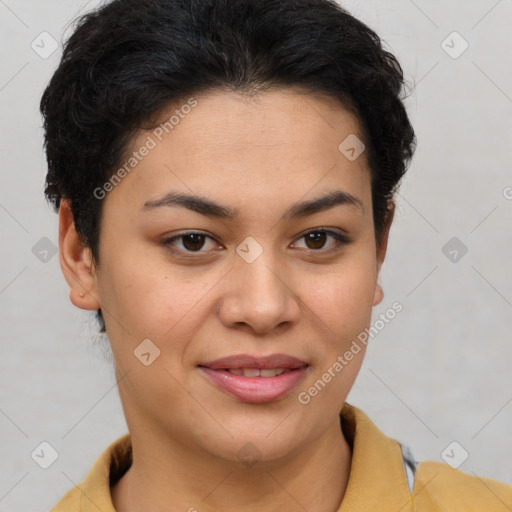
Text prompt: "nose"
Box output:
[[217, 248, 301, 335]]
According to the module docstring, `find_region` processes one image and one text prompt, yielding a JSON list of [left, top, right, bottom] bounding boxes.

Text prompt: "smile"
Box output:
[[198, 354, 309, 403], [225, 368, 289, 377]]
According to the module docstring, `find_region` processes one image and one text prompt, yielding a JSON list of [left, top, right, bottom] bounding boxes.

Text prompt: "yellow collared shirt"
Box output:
[[50, 403, 512, 511]]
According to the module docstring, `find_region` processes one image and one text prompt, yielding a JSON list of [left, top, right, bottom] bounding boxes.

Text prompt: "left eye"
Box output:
[[162, 229, 349, 254], [293, 229, 350, 251]]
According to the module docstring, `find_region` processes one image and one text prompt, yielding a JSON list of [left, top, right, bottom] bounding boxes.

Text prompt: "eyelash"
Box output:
[[161, 228, 351, 256]]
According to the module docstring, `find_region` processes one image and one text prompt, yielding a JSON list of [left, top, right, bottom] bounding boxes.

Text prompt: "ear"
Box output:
[[58, 199, 101, 310], [372, 202, 395, 306]]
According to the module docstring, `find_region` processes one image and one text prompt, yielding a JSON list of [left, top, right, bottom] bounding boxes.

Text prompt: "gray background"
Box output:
[[1, 0, 511, 510]]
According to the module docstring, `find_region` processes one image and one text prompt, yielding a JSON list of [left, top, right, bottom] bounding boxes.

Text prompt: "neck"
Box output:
[[111, 417, 352, 512]]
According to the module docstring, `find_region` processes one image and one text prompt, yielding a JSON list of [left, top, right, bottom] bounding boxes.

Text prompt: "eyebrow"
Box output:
[[141, 189, 364, 220]]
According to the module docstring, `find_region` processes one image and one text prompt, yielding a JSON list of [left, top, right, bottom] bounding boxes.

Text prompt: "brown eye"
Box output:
[[294, 229, 351, 252], [162, 232, 218, 253], [181, 233, 206, 251], [162, 228, 350, 257], [304, 231, 328, 250]]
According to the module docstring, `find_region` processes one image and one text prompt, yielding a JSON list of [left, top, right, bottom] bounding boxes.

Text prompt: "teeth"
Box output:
[[243, 368, 260, 377], [226, 368, 289, 377]]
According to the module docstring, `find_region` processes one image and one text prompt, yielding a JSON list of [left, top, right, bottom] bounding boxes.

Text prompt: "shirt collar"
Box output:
[[337, 403, 412, 511], [79, 403, 412, 511], [81, 432, 131, 512]]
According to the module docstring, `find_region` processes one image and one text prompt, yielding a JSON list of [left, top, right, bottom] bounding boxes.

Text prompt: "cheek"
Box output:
[[306, 258, 377, 332], [94, 247, 171, 339], [97, 247, 220, 349]]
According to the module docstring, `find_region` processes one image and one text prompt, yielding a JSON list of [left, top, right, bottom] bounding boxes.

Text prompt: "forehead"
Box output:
[[148, 87, 364, 157], [107, 87, 371, 216]]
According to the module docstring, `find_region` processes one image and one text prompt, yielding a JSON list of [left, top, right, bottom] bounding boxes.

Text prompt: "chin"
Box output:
[[207, 421, 310, 466]]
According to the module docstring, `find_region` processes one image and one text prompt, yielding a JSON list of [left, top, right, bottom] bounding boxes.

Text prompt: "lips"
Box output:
[[198, 354, 308, 403]]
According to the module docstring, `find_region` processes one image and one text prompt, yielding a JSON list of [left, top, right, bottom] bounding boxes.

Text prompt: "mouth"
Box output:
[[197, 354, 309, 403], [221, 368, 291, 377]]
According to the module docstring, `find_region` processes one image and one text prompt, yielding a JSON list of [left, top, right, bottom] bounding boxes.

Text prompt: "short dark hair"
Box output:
[[41, 0, 416, 333]]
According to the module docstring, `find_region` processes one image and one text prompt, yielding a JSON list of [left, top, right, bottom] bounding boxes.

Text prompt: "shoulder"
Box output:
[[49, 486, 81, 511], [412, 460, 512, 511], [49, 433, 131, 511]]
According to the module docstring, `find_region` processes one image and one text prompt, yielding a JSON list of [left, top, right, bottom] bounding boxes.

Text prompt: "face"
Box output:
[[60, 87, 390, 464]]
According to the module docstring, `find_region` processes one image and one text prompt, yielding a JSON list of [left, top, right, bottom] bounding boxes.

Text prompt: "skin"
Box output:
[[59, 86, 393, 512]]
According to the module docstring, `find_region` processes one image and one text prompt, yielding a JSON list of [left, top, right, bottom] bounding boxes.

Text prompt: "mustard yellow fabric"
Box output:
[[50, 403, 512, 511]]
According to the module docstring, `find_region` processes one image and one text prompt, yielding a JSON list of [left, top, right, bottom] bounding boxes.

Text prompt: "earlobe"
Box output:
[[58, 199, 101, 311], [372, 282, 384, 306]]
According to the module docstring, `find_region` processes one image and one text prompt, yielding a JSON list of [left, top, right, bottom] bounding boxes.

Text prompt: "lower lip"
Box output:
[[199, 367, 308, 403]]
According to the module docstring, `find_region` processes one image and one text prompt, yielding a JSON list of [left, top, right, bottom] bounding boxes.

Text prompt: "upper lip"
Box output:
[[198, 354, 308, 370]]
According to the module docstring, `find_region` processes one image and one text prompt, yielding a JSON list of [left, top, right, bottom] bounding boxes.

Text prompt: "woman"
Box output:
[[41, 0, 512, 510]]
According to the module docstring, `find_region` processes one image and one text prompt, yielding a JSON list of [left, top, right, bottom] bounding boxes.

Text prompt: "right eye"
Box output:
[[161, 231, 222, 255]]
